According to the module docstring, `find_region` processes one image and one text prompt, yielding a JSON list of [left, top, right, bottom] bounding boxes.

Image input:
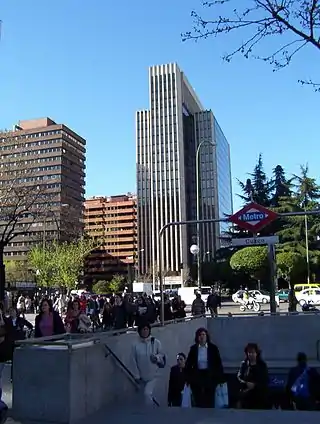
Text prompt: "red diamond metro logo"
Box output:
[[229, 202, 278, 233]]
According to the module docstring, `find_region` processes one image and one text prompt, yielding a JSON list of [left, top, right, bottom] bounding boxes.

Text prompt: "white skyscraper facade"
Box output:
[[136, 63, 232, 280]]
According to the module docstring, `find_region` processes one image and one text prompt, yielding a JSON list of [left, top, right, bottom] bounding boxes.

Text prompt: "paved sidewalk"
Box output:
[[8, 406, 315, 424], [78, 407, 319, 424]]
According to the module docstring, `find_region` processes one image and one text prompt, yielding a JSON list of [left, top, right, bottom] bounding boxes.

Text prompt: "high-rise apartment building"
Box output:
[[0, 118, 86, 259], [136, 63, 232, 280], [84, 194, 137, 283]]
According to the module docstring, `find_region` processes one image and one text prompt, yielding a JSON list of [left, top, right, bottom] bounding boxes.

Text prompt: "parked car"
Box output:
[[295, 288, 320, 306], [249, 290, 271, 304], [232, 290, 244, 303], [276, 289, 290, 302]]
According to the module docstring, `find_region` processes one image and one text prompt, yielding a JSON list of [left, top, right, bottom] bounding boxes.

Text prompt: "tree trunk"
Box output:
[[0, 244, 5, 302]]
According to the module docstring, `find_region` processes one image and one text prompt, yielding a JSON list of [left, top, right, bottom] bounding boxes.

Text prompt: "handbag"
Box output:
[[181, 384, 192, 408], [291, 368, 310, 398], [151, 337, 166, 368], [215, 383, 229, 408]]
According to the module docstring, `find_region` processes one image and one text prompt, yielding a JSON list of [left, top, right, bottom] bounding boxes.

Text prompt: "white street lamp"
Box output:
[[190, 244, 200, 256]]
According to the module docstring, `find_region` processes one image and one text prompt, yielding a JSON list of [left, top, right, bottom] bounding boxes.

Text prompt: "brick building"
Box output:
[[84, 194, 137, 283], [0, 117, 86, 259]]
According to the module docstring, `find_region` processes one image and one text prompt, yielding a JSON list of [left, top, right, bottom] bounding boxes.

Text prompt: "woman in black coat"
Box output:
[[237, 343, 269, 409], [34, 298, 65, 338], [168, 353, 187, 406], [185, 327, 224, 408]]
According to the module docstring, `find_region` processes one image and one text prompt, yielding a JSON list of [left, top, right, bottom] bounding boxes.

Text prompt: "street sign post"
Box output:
[[232, 236, 279, 247], [229, 203, 279, 313], [229, 202, 278, 233]]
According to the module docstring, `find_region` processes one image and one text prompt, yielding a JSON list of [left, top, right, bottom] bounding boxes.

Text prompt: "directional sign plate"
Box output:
[[232, 236, 279, 247], [229, 202, 278, 233]]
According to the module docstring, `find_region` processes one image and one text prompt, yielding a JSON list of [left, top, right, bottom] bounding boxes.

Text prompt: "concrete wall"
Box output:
[[12, 317, 206, 424], [13, 314, 320, 424], [208, 314, 320, 365], [101, 317, 207, 405], [13, 346, 71, 423]]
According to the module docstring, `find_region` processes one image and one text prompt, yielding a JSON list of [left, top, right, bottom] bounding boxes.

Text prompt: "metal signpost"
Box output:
[[158, 205, 320, 324]]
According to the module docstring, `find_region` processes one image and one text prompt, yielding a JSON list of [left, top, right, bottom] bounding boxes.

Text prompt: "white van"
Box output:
[[178, 286, 212, 305]]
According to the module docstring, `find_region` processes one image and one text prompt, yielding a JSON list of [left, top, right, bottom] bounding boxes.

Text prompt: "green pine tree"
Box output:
[[270, 165, 292, 207], [275, 165, 320, 279], [238, 154, 271, 207]]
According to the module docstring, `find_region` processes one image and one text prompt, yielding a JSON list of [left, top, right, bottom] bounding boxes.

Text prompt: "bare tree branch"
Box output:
[[182, 0, 320, 89]]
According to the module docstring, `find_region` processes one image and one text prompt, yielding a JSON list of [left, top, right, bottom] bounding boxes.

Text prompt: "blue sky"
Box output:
[[1, 0, 319, 211]]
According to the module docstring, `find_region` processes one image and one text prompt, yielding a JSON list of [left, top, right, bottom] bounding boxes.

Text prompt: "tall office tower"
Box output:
[[136, 63, 232, 282], [84, 194, 137, 283], [0, 117, 86, 260]]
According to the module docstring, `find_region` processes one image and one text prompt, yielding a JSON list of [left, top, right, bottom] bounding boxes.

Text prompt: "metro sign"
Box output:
[[229, 202, 278, 233]]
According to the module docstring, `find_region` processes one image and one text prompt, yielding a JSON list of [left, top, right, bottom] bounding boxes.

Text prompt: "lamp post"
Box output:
[[136, 248, 144, 283], [304, 206, 310, 284], [196, 140, 216, 291], [190, 244, 199, 286]]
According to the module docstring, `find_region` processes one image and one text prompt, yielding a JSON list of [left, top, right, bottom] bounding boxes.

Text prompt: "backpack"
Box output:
[[151, 337, 166, 369], [291, 368, 310, 398]]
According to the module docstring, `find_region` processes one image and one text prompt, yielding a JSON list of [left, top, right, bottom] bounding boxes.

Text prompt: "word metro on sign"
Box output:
[[232, 236, 279, 247], [229, 202, 278, 233], [239, 211, 265, 222]]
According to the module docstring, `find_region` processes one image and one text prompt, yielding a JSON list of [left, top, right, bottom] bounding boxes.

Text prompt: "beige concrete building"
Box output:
[[84, 194, 137, 283], [0, 117, 86, 259]]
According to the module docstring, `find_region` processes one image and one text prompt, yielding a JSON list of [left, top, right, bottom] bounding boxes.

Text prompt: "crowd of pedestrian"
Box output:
[[132, 322, 320, 411], [1, 288, 318, 418]]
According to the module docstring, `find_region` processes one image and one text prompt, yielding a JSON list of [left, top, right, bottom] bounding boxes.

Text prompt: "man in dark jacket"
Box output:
[[206, 290, 221, 317], [0, 304, 13, 421], [286, 352, 320, 410], [191, 293, 205, 316]]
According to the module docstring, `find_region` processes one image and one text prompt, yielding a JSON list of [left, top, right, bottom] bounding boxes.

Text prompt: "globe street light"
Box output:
[[190, 244, 200, 256]]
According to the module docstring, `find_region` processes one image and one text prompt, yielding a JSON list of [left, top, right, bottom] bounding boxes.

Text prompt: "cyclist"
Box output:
[[242, 288, 250, 305]]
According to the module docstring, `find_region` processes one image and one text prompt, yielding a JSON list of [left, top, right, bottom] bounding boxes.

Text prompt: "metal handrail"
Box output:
[[15, 311, 319, 347], [15, 314, 206, 347], [104, 343, 160, 406]]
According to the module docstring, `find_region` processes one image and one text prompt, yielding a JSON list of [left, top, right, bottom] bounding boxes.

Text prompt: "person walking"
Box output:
[[237, 343, 269, 409], [286, 352, 320, 410], [35, 298, 65, 338], [191, 293, 205, 317], [185, 327, 224, 408], [168, 352, 187, 407], [0, 303, 13, 422], [131, 322, 166, 406], [206, 290, 221, 317]]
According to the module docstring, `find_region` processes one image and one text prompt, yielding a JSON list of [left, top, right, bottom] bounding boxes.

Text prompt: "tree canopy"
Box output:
[[28, 238, 98, 290], [183, 0, 320, 90], [230, 246, 268, 280], [93, 275, 125, 294], [276, 251, 306, 284]]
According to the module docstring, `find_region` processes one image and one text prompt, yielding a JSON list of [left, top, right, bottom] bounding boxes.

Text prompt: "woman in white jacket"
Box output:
[[131, 323, 165, 406]]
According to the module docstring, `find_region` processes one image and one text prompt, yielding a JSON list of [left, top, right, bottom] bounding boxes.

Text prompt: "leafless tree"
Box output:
[[0, 132, 49, 300], [183, 0, 320, 90]]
